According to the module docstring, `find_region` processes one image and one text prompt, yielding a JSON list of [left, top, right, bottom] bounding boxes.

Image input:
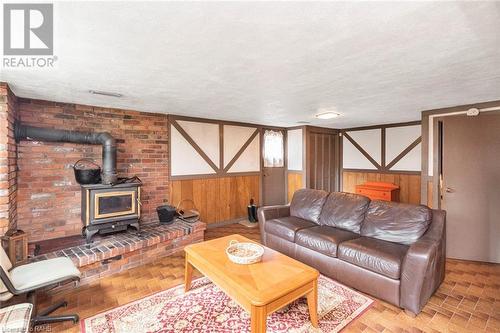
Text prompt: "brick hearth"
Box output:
[[33, 221, 206, 289]]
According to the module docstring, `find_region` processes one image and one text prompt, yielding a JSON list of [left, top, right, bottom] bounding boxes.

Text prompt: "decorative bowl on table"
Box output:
[[225, 240, 264, 265]]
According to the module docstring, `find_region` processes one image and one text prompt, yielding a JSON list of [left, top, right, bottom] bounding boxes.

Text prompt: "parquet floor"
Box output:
[[35, 224, 499, 332]]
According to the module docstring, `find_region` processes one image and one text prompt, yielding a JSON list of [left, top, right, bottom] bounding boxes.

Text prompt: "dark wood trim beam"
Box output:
[[381, 127, 386, 168], [170, 171, 261, 181], [305, 125, 339, 135], [386, 136, 422, 170], [342, 168, 421, 175], [170, 119, 220, 173], [286, 125, 308, 131], [219, 124, 224, 174], [223, 129, 260, 173], [342, 120, 421, 132], [169, 114, 285, 131], [343, 132, 382, 170]]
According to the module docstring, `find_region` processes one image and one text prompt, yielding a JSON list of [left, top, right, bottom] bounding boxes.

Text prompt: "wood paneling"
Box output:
[[287, 172, 303, 203], [169, 175, 260, 224], [307, 129, 338, 192], [427, 181, 433, 208], [342, 171, 421, 205]]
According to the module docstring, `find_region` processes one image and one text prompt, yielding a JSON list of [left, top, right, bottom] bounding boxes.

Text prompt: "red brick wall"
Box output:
[[0, 83, 18, 236], [16, 98, 169, 242]]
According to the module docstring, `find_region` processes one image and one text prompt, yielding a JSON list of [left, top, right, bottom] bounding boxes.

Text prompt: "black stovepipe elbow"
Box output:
[[15, 123, 118, 184]]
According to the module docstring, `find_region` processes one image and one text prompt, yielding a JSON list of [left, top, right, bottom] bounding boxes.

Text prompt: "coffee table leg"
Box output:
[[306, 279, 319, 328], [184, 254, 193, 292], [250, 305, 267, 333]]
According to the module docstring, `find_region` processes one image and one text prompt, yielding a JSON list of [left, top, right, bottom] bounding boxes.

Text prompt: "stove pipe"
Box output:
[[15, 123, 118, 184]]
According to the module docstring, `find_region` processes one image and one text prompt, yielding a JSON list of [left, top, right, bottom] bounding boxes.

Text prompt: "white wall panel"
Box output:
[[223, 125, 256, 167], [228, 135, 260, 172], [287, 129, 303, 171], [177, 120, 220, 167], [347, 129, 381, 165], [343, 138, 377, 170], [391, 142, 421, 171], [386, 125, 421, 163], [170, 126, 215, 176]]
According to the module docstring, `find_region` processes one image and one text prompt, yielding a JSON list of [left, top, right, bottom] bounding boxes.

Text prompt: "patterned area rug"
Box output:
[[82, 275, 373, 333]]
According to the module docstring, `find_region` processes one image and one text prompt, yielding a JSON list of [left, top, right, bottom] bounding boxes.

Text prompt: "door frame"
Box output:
[[436, 112, 500, 262], [421, 100, 500, 208]]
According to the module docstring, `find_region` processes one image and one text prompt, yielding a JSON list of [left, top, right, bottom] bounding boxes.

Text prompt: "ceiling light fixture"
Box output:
[[89, 90, 123, 98], [315, 111, 341, 120]]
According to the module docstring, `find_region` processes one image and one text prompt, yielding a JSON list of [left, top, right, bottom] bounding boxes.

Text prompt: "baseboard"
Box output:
[[206, 218, 245, 229]]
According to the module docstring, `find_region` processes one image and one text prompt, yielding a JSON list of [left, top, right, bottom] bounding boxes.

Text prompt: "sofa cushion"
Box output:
[[296, 226, 360, 258], [319, 192, 370, 233], [290, 189, 329, 224], [338, 237, 409, 279], [265, 216, 317, 242], [361, 201, 432, 245]]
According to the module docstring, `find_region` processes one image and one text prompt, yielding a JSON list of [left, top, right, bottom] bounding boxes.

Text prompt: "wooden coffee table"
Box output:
[[184, 234, 319, 333]]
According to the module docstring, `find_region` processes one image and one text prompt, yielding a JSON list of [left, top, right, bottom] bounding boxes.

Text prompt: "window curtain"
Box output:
[[263, 130, 284, 167]]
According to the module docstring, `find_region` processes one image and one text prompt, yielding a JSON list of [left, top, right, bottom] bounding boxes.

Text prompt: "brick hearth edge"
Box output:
[[32, 221, 206, 291]]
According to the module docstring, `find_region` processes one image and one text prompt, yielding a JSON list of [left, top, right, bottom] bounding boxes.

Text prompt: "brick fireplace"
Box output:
[[0, 82, 206, 288], [15, 97, 170, 242], [1, 82, 173, 242], [0, 83, 18, 237]]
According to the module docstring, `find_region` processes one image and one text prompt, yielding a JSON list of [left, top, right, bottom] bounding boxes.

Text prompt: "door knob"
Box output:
[[445, 187, 454, 193]]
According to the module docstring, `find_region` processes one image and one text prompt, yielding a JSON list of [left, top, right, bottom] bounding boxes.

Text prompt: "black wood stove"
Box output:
[[14, 123, 144, 244], [81, 181, 142, 243]]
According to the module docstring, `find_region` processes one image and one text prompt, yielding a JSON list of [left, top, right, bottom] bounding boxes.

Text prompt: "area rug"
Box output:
[[82, 275, 373, 333]]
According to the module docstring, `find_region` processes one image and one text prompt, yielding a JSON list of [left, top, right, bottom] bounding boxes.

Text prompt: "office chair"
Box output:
[[0, 246, 81, 326]]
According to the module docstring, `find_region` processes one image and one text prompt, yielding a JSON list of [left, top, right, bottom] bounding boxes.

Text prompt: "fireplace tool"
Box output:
[[176, 199, 200, 223]]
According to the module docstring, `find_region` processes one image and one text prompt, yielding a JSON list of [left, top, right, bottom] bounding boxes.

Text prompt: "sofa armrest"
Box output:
[[400, 209, 446, 315], [257, 205, 290, 246]]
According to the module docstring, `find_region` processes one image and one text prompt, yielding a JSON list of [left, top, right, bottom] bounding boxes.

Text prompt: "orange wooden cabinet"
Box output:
[[355, 182, 400, 202]]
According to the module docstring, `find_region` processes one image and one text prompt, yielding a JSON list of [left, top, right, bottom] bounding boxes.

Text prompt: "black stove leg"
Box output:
[[130, 222, 141, 236], [85, 228, 98, 246]]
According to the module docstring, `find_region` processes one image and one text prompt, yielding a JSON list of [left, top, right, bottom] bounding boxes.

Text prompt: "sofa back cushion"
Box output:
[[319, 192, 370, 233], [290, 189, 329, 223], [361, 200, 432, 245]]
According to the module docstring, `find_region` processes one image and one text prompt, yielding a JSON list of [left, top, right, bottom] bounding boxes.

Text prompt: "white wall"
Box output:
[[342, 124, 421, 172], [223, 125, 256, 168], [177, 120, 220, 166], [343, 129, 381, 169], [287, 128, 303, 171], [170, 126, 216, 176], [170, 120, 261, 176], [227, 135, 260, 172], [386, 125, 421, 171]]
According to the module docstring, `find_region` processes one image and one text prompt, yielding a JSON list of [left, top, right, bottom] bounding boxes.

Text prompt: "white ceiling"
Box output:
[[2, 1, 500, 128]]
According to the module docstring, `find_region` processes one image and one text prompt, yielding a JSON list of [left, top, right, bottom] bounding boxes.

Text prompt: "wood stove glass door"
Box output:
[[94, 191, 136, 219]]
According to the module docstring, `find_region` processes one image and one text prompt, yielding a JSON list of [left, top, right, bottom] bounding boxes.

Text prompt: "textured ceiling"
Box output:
[[2, 1, 500, 128]]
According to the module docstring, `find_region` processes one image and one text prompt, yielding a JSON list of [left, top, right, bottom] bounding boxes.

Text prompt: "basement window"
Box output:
[[263, 130, 284, 167]]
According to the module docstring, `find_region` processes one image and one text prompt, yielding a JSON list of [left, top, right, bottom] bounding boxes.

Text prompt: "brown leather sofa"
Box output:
[[258, 189, 446, 315]]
